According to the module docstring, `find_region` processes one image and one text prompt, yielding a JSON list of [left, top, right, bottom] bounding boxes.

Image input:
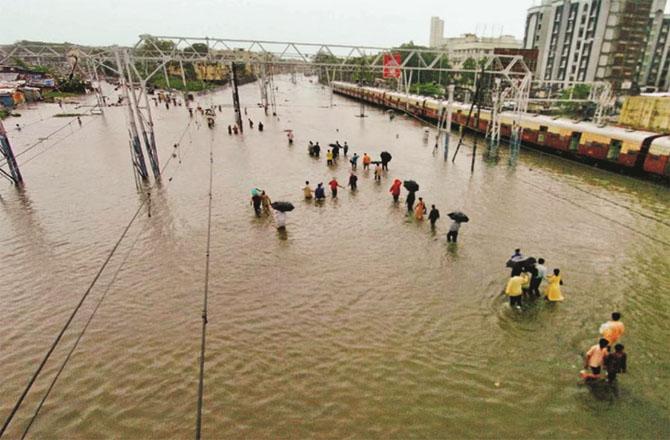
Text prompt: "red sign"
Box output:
[[383, 53, 401, 79]]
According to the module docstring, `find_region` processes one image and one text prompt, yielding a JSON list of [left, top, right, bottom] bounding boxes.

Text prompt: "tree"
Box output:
[[559, 84, 593, 119]]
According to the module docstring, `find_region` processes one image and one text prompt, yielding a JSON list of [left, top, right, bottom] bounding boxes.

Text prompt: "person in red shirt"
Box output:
[[328, 178, 344, 198], [389, 179, 402, 203]]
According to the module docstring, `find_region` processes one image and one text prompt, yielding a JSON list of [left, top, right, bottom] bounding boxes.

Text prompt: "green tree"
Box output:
[[559, 84, 593, 118]]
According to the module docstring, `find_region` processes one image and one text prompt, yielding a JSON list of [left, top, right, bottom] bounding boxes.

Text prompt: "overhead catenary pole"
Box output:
[[452, 65, 485, 166], [487, 77, 502, 159], [0, 120, 23, 186], [179, 59, 187, 89], [124, 51, 160, 179], [115, 49, 149, 180], [230, 62, 243, 133], [86, 58, 105, 113], [140, 78, 161, 179], [162, 62, 171, 89], [444, 84, 454, 161]]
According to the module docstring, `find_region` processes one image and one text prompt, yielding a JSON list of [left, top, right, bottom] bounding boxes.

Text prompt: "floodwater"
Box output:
[[1, 77, 669, 439]]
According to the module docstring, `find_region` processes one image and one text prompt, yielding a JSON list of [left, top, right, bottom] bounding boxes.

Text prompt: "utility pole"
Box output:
[[0, 120, 23, 185], [444, 84, 454, 161], [230, 62, 243, 133], [87, 58, 105, 113], [140, 78, 161, 179], [124, 51, 160, 179], [115, 49, 149, 180], [179, 59, 187, 89], [162, 63, 171, 89]]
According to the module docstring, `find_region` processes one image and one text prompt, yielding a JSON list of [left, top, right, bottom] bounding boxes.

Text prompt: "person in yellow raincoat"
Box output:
[[545, 268, 564, 301], [414, 197, 426, 220]]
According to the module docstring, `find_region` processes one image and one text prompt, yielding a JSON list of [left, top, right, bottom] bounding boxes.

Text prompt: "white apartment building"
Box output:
[[524, 0, 657, 90], [640, 4, 670, 90]]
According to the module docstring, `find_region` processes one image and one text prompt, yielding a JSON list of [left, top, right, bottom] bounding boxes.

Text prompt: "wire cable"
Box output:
[[19, 219, 146, 439], [0, 195, 146, 438], [195, 136, 214, 440], [0, 117, 194, 438]]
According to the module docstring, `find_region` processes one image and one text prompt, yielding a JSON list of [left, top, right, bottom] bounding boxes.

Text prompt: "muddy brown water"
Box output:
[[1, 77, 669, 438]]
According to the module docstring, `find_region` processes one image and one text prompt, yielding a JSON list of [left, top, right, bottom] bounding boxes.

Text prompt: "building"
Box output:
[[442, 34, 523, 63], [428, 17, 523, 63], [640, 1, 670, 90], [524, 0, 656, 91], [429, 17, 445, 48]]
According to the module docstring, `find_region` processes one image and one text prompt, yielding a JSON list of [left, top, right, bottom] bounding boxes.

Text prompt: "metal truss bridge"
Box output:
[[0, 35, 613, 187]]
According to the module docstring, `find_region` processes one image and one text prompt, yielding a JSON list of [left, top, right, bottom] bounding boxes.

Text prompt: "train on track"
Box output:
[[331, 81, 670, 182]]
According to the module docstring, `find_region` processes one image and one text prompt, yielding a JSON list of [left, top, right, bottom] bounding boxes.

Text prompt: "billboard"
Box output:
[[383, 53, 401, 79]]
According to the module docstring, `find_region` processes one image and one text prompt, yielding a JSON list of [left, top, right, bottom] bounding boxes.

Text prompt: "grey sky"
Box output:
[[2, 0, 538, 47]]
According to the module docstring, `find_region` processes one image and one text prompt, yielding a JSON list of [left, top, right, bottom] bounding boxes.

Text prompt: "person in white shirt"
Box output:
[[274, 210, 287, 229], [530, 258, 547, 296]]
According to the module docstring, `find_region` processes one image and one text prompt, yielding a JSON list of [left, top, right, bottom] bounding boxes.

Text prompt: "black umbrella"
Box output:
[[271, 201, 295, 212], [328, 143, 338, 147], [447, 211, 469, 223], [370, 160, 382, 165], [519, 257, 536, 266], [381, 151, 392, 162], [403, 180, 419, 192]]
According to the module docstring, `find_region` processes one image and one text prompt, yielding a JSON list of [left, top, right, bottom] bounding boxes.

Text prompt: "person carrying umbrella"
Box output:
[[406, 191, 416, 213], [446, 211, 468, 242], [328, 177, 344, 198], [274, 210, 287, 229], [403, 180, 419, 213], [332, 142, 340, 159], [270, 201, 294, 229], [428, 205, 440, 228], [380, 151, 392, 170], [389, 179, 402, 203], [348, 172, 358, 191], [447, 220, 460, 242]]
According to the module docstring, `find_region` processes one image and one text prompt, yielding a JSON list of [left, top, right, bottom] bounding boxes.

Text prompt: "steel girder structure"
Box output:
[[1, 35, 614, 177]]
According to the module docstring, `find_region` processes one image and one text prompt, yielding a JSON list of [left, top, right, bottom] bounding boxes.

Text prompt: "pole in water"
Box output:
[[444, 85, 454, 161], [230, 62, 243, 133], [0, 120, 23, 185], [114, 49, 149, 180], [471, 138, 477, 172]]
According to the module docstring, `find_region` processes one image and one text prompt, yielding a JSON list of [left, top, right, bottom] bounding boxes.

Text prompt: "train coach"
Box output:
[[331, 81, 670, 181]]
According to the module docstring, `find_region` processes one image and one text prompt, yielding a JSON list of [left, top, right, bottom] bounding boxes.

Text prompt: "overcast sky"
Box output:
[[2, 0, 540, 47]]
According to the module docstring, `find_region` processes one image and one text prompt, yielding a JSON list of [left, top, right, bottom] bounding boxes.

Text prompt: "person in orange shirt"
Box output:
[[362, 153, 371, 170], [584, 338, 609, 376], [600, 312, 625, 345]]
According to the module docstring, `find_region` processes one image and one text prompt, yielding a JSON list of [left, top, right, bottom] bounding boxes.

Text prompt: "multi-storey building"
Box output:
[[524, 0, 655, 91], [429, 17, 445, 48], [640, 2, 670, 90]]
